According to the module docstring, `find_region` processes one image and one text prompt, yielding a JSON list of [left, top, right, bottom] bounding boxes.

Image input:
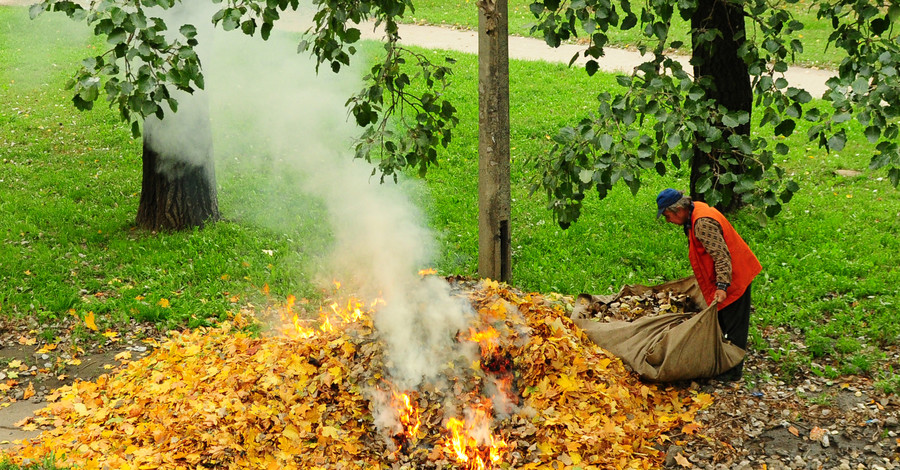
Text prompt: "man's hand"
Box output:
[[714, 289, 727, 303]]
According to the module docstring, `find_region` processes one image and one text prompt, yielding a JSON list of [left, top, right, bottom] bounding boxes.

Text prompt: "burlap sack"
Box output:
[[572, 276, 745, 382]]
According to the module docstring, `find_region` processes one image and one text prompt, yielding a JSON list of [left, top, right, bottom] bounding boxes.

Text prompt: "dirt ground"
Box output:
[[680, 347, 900, 470], [0, 316, 161, 449]]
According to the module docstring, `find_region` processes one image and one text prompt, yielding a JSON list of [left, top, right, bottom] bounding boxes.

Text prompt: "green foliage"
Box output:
[[0, 455, 67, 469], [524, 0, 900, 227], [835, 336, 861, 354], [30, 0, 204, 137], [349, 45, 458, 181], [806, 331, 835, 358], [814, 0, 900, 187], [770, 347, 808, 383], [32, 0, 459, 182]]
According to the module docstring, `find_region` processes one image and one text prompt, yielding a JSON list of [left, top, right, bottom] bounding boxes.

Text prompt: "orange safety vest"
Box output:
[[688, 202, 762, 309]]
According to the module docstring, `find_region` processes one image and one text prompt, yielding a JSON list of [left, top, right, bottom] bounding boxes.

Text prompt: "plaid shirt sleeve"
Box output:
[[693, 217, 733, 286]]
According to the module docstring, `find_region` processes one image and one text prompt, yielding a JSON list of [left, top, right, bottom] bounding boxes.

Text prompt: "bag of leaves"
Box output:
[[570, 276, 744, 382]]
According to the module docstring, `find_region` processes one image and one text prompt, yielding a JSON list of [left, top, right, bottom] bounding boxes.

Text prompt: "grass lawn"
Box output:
[[1, 0, 899, 398]]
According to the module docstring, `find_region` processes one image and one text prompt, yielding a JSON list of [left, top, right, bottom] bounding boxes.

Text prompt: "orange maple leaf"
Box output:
[[681, 422, 700, 435], [84, 311, 98, 331]]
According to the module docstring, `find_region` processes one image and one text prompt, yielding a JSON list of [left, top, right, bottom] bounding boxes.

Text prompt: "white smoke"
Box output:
[[142, 3, 216, 179], [149, 3, 475, 387]]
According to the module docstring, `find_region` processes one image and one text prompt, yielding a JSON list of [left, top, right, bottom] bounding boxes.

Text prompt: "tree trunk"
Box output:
[[477, 0, 511, 282], [136, 98, 219, 231], [690, 0, 752, 212]]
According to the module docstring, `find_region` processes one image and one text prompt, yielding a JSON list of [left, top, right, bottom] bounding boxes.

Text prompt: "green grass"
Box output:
[[405, 0, 841, 67], [0, 459, 64, 470], [2, 2, 900, 391], [0, 8, 325, 334]]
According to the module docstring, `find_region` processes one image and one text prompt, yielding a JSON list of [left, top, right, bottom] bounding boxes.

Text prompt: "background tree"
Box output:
[[138, 92, 219, 230], [527, 0, 900, 227], [689, 0, 752, 211]]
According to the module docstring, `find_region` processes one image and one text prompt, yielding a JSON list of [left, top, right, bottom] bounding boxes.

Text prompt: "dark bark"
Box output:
[[690, 0, 752, 212], [136, 115, 219, 231]]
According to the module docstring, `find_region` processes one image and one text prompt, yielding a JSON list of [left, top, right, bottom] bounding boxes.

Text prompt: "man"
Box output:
[[656, 188, 762, 381]]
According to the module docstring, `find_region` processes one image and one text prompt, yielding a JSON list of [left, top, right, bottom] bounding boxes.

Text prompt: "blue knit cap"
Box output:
[[656, 188, 681, 218]]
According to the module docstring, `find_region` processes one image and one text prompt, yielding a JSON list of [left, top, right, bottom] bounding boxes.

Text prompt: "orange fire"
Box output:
[[418, 268, 437, 276], [279, 295, 317, 339], [445, 399, 508, 469], [277, 284, 381, 338], [392, 391, 422, 440], [466, 326, 500, 345]]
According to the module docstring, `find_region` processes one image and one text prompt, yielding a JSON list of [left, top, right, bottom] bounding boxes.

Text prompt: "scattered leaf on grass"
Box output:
[[84, 311, 98, 331]]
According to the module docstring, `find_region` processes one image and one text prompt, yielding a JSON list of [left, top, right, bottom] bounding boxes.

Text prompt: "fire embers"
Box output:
[[437, 325, 520, 469], [580, 289, 700, 322], [446, 398, 509, 470], [381, 388, 423, 453]]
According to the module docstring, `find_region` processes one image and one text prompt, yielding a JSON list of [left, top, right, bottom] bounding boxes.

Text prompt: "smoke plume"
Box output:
[[151, 3, 475, 388]]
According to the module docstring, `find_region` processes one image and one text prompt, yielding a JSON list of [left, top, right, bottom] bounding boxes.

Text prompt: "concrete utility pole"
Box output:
[[476, 0, 511, 282]]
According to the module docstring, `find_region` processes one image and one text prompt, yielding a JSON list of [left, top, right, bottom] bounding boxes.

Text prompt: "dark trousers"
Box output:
[[717, 282, 752, 351]]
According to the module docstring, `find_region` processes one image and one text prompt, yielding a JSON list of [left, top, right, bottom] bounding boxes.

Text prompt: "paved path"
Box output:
[[277, 12, 835, 98]]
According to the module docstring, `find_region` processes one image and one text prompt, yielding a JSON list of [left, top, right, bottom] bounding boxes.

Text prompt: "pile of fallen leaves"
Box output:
[[578, 289, 700, 322], [8, 280, 712, 469]]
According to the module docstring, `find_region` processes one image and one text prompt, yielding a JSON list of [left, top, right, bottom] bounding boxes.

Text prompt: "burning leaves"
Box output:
[[7, 280, 711, 469], [446, 398, 509, 470]]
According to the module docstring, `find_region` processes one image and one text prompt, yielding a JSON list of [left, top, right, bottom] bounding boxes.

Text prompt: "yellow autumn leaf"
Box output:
[[556, 374, 579, 392], [320, 426, 340, 439], [282, 425, 301, 441], [7, 360, 22, 369], [84, 311, 99, 331], [537, 441, 556, 455], [328, 366, 344, 382], [73, 403, 89, 416]]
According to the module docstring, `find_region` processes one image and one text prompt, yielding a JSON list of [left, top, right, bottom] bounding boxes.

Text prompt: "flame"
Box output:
[[272, 281, 387, 339], [393, 391, 421, 440], [444, 400, 508, 469], [418, 268, 437, 277], [467, 327, 500, 345], [320, 316, 334, 333], [465, 326, 502, 364], [278, 295, 318, 339]]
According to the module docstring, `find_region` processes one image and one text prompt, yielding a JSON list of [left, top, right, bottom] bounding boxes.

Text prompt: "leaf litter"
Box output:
[[7, 279, 713, 469]]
